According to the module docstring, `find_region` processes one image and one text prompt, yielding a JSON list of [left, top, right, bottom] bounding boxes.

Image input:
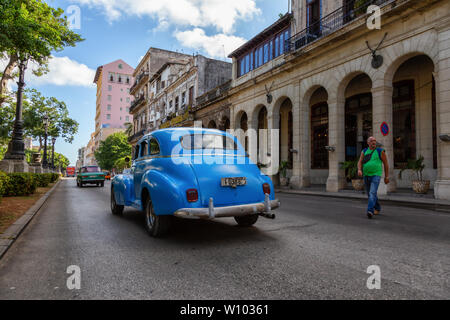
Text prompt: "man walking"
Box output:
[[358, 137, 390, 219]]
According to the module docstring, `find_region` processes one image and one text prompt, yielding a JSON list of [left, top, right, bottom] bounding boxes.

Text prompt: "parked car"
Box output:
[[77, 166, 106, 187], [111, 128, 280, 237]]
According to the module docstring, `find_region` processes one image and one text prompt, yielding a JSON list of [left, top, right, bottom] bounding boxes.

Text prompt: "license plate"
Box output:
[[221, 177, 246, 188]]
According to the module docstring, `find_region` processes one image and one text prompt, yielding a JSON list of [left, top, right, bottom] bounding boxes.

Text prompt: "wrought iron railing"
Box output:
[[129, 95, 146, 113], [286, 0, 389, 53], [130, 71, 149, 93], [128, 129, 146, 142]]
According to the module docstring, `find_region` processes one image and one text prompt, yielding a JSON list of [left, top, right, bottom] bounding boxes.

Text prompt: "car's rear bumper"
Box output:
[[174, 194, 280, 219], [81, 179, 104, 183]]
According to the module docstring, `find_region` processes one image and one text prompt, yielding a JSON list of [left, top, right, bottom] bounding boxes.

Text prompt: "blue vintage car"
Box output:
[[111, 128, 280, 237]]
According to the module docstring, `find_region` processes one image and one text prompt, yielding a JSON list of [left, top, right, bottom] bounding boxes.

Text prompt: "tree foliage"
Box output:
[[0, 89, 79, 149], [0, 0, 84, 105], [94, 132, 132, 171]]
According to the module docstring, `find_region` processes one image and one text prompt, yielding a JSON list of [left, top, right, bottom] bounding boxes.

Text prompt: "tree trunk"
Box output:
[[0, 53, 19, 107]]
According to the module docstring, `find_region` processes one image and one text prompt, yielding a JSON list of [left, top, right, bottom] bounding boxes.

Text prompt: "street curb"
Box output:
[[275, 188, 450, 213], [0, 179, 62, 260]]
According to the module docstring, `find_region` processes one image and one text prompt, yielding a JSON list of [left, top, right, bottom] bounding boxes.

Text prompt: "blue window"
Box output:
[[245, 55, 250, 73], [275, 37, 279, 57], [240, 58, 245, 76], [264, 43, 269, 64], [250, 52, 253, 71], [269, 40, 273, 60], [280, 33, 284, 55], [259, 47, 263, 66]]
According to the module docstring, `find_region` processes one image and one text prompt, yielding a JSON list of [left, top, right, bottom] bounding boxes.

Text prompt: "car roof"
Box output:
[[136, 128, 244, 156]]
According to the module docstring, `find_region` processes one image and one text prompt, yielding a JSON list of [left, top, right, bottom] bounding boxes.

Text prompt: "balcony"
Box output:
[[286, 0, 389, 53], [129, 95, 147, 113], [128, 129, 146, 143], [130, 71, 149, 94]]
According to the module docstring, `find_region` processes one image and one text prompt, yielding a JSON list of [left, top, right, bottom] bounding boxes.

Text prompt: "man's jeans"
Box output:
[[364, 176, 381, 214]]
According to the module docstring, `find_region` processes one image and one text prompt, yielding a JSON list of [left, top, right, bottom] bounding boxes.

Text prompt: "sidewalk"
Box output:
[[275, 186, 450, 213]]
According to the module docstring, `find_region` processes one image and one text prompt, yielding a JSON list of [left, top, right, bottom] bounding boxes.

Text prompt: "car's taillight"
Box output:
[[262, 183, 271, 195], [186, 189, 198, 202]]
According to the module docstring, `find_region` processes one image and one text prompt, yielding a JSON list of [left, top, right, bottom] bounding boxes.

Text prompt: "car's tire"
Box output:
[[144, 197, 171, 237], [100, 182, 104, 187], [234, 214, 259, 227], [80, 182, 84, 188], [110, 188, 124, 216]]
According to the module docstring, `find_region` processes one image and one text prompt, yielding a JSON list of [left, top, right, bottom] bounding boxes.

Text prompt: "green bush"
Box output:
[[5, 173, 38, 196], [50, 173, 60, 183], [0, 171, 10, 198], [1, 171, 9, 205], [33, 173, 52, 187]]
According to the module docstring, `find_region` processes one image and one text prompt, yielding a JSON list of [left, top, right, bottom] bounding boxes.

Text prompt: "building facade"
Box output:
[[226, 0, 450, 200], [85, 59, 135, 166], [129, 49, 232, 146], [128, 48, 192, 146]]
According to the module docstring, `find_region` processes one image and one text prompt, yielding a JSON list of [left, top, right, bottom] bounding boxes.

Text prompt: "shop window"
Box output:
[[311, 102, 328, 169], [393, 80, 416, 169]]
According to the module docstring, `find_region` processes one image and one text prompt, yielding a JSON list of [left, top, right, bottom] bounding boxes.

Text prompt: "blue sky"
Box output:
[[25, 0, 289, 165]]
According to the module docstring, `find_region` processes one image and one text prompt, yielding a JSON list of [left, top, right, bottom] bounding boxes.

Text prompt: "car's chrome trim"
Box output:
[[174, 195, 280, 220]]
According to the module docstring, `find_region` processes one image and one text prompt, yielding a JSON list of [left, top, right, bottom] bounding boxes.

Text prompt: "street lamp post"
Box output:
[[4, 58, 29, 161], [42, 115, 49, 169], [51, 137, 56, 170]]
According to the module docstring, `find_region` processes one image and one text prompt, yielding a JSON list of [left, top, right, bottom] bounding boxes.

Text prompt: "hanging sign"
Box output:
[[380, 122, 389, 136]]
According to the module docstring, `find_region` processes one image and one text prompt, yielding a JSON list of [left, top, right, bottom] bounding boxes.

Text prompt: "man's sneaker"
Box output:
[[374, 210, 380, 215], [367, 212, 373, 219]]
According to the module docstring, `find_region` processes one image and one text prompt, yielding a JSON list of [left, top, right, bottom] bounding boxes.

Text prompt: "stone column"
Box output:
[[371, 85, 396, 195], [289, 97, 303, 189], [434, 25, 450, 200], [267, 110, 280, 183], [326, 97, 346, 192]]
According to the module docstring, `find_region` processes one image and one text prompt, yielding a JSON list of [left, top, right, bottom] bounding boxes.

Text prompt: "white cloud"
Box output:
[[1, 56, 95, 89], [27, 56, 96, 87], [71, 0, 260, 34], [175, 28, 246, 60]]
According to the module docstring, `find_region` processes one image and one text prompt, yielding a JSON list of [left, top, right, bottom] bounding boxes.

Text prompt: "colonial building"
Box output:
[[194, 80, 232, 130], [129, 50, 232, 146], [128, 48, 191, 146], [227, 0, 450, 200], [92, 60, 134, 154]]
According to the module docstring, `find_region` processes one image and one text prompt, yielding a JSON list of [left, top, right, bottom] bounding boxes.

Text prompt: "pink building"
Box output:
[[91, 60, 135, 153]]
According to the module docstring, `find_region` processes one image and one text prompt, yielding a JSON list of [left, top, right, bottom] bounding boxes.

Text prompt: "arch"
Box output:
[[207, 120, 217, 129]]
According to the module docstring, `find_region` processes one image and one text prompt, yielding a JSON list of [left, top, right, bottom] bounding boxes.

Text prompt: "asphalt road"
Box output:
[[0, 178, 449, 299]]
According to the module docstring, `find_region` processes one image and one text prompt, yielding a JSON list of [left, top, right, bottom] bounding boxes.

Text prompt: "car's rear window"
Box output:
[[180, 134, 237, 150], [83, 166, 100, 173]]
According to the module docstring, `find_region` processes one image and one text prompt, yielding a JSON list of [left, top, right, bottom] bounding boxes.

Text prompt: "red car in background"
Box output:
[[66, 166, 76, 177]]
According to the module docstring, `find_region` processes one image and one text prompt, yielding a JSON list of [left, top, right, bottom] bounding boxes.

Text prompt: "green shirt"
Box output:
[[363, 148, 383, 177]]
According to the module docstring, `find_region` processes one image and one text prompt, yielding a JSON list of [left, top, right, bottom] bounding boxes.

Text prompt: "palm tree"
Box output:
[[124, 122, 133, 136]]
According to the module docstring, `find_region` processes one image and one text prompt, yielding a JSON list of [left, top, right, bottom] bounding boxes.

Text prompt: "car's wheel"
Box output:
[[100, 182, 104, 187], [144, 197, 170, 237], [234, 214, 259, 227], [80, 181, 84, 188], [110, 188, 124, 215]]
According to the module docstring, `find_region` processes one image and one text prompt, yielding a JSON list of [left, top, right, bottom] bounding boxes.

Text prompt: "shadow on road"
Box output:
[[115, 208, 278, 246]]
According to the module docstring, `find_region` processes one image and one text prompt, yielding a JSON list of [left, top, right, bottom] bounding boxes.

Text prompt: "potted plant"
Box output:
[[398, 155, 430, 194], [340, 159, 365, 191], [279, 161, 289, 186]]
